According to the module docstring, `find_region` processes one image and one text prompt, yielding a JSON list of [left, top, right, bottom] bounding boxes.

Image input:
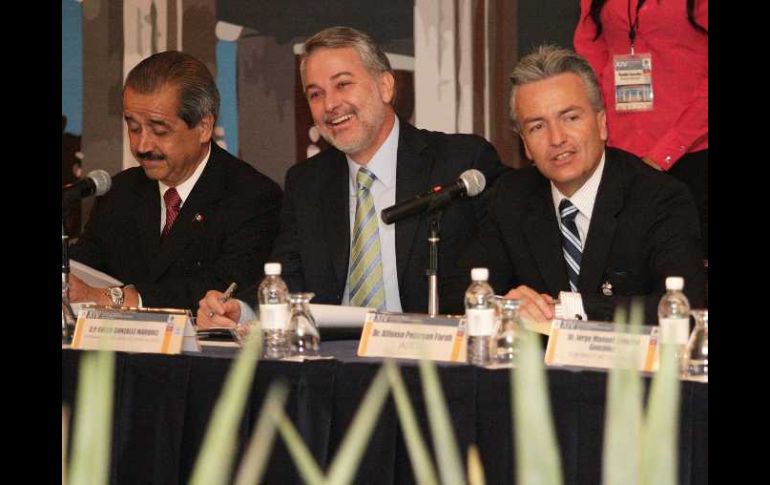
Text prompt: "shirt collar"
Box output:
[[550, 150, 606, 220], [158, 143, 211, 205], [347, 117, 399, 189]]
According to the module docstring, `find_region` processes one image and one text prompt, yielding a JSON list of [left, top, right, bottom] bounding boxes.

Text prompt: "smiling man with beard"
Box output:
[[68, 51, 282, 312], [461, 45, 705, 325], [197, 26, 506, 327]]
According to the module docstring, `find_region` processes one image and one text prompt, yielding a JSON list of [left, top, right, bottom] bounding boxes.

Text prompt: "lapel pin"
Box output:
[[194, 213, 204, 222], [601, 281, 613, 296]]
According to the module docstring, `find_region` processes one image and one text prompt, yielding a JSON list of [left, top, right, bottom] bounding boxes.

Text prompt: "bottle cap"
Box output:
[[665, 276, 684, 291], [471, 268, 489, 281], [264, 262, 282, 275]]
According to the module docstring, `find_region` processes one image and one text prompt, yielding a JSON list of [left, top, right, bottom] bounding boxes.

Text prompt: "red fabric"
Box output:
[[161, 187, 182, 239], [574, 0, 708, 170]]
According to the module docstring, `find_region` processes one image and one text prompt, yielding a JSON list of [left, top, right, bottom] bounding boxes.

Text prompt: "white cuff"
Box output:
[[555, 291, 587, 321], [237, 299, 256, 324]]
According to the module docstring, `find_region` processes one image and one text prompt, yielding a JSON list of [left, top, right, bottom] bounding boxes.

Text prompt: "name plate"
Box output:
[[71, 306, 201, 354], [357, 312, 466, 362], [544, 320, 659, 372]]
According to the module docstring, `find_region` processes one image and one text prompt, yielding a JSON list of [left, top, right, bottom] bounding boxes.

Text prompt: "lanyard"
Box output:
[[627, 0, 644, 54]]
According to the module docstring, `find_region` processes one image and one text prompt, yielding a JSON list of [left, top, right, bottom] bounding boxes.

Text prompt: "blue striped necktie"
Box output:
[[348, 167, 386, 310], [558, 199, 582, 292]]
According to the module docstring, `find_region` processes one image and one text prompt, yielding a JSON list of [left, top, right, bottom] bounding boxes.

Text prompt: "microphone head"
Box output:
[[459, 169, 486, 197], [87, 170, 112, 196]]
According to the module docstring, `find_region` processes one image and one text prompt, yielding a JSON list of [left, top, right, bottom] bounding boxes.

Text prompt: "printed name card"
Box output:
[[544, 320, 659, 372], [71, 306, 200, 354], [357, 312, 466, 362]]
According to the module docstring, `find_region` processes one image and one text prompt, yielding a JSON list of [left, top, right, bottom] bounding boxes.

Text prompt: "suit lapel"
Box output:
[[394, 123, 431, 288], [579, 158, 623, 295], [133, 176, 162, 271], [522, 178, 571, 295], [149, 147, 224, 281], [320, 151, 352, 293]]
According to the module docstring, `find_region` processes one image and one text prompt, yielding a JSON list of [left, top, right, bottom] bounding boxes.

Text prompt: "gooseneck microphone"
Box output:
[[380, 169, 486, 224], [62, 169, 112, 204]]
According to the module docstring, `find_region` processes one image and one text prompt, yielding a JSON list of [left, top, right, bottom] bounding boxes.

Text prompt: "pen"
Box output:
[[207, 282, 238, 319]]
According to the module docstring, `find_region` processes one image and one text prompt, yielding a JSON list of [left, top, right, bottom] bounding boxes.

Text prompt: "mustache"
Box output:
[[137, 151, 165, 161]]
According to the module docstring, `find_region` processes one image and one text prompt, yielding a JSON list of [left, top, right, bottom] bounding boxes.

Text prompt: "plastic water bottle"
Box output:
[[657, 276, 690, 368], [465, 268, 496, 366], [258, 262, 293, 359]]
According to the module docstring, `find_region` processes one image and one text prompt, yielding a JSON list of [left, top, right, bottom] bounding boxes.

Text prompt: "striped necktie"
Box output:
[[559, 199, 582, 292], [348, 167, 386, 310], [161, 187, 182, 240]]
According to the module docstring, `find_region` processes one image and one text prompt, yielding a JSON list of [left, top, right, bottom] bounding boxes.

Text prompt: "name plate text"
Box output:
[[357, 312, 466, 362]]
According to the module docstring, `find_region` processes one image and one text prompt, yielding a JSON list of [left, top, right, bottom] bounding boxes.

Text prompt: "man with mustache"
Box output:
[[462, 45, 705, 325], [197, 26, 505, 327], [68, 51, 282, 312]]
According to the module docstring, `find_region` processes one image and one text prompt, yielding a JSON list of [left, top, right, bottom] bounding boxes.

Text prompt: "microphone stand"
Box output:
[[425, 208, 445, 317], [62, 218, 77, 342]]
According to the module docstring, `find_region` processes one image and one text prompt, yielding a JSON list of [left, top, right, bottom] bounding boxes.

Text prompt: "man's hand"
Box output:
[[504, 285, 556, 324], [196, 290, 241, 329], [68, 274, 109, 304]]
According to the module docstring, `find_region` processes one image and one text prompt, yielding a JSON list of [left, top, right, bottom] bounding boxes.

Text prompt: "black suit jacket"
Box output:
[[268, 120, 506, 314], [462, 147, 705, 323], [70, 143, 282, 312]]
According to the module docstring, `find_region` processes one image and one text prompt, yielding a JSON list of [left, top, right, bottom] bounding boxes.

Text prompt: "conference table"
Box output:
[[61, 340, 707, 485]]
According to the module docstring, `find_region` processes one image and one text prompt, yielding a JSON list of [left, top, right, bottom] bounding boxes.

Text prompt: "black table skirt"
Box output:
[[62, 341, 707, 484]]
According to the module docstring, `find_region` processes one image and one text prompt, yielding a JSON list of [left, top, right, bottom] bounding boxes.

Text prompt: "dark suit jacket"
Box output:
[[70, 142, 282, 312], [462, 147, 705, 323], [268, 120, 507, 314]]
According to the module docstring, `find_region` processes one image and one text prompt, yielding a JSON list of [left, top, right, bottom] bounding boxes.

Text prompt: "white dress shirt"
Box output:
[[342, 117, 402, 312]]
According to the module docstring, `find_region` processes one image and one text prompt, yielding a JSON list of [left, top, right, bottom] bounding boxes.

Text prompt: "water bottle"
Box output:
[[465, 268, 496, 366], [258, 262, 293, 359], [657, 276, 690, 369]]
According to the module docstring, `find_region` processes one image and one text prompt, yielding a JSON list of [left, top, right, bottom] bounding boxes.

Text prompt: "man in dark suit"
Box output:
[[69, 51, 282, 312], [197, 26, 504, 327], [462, 45, 705, 324]]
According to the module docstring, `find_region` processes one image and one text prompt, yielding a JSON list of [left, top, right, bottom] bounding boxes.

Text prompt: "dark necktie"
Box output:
[[558, 199, 582, 292], [161, 187, 182, 240]]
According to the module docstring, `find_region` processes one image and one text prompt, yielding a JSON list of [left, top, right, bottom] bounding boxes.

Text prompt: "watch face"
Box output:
[[109, 287, 124, 305]]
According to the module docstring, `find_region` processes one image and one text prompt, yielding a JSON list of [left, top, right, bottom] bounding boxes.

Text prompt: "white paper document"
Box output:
[[70, 259, 123, 288], [309, 304, 372, 328]]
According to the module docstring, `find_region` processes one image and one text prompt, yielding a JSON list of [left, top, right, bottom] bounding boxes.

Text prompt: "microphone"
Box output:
[[381, 169, 486, 224], [62, 169, 112, 204]]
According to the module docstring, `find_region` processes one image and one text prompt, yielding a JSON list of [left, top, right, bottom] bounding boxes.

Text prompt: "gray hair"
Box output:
[[124, 50, 219, 128], [509, 45, 604, 132], [300, 26, 395, 102]]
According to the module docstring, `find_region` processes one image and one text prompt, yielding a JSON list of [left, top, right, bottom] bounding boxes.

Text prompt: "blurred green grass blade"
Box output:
[[467, 444, 487, 485], [62, 406, 69, 485], [325, 365, 391, 485], [603, 305, 642, 485], [418, 359, 465, 485], [234, 381, 290, 485], [68, 351, 114, 485], [385, 360, 439, 485], [271, 405, 325, 485], [512, 329, 563, 485], [640, 341, 680, 485], [189, 327, 263, 485]]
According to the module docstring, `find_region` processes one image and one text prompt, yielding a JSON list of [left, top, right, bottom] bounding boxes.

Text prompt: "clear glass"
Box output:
[[682, 309, 708, 382], [289, 292, 321, 356], [492, 296, 521, 364]]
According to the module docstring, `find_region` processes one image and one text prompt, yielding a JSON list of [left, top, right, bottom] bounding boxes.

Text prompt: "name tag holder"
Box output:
[[71, 305, 201, 354], [357, 312, 466, 362], [545, 319, 659, 372]]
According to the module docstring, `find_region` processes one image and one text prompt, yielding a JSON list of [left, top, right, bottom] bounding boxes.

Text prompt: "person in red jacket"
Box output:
[[574, 0, 707, 257]]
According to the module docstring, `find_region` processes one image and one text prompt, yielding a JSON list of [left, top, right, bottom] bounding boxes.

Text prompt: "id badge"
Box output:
[[613, 53, 653, 112]]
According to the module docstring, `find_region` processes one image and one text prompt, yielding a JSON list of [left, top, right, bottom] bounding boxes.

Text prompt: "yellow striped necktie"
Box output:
[[348, 167, 386, 310]]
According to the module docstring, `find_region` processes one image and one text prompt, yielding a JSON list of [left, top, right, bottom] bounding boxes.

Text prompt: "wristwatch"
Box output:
[[106, 286, 125, 307]]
